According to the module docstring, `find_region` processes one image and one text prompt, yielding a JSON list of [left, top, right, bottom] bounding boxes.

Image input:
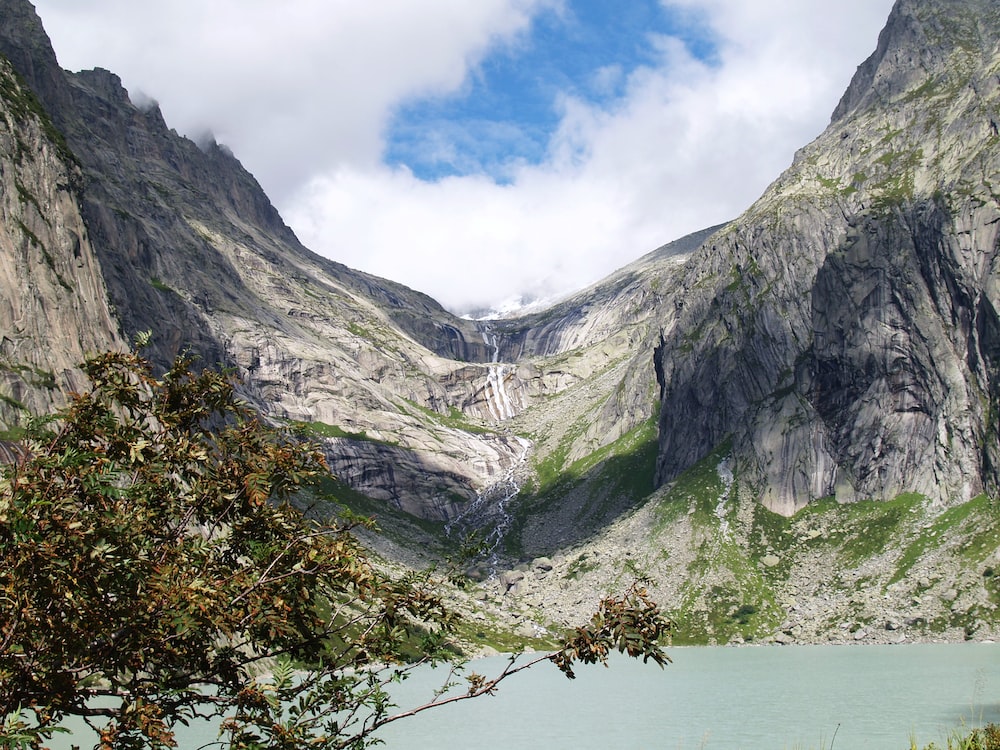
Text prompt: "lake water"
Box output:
[[373, 643, 1000, 750], [51, 643, 1000, 749]]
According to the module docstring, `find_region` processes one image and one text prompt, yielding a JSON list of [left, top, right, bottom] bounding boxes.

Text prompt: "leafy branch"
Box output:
[[0, 349, 670, 749]]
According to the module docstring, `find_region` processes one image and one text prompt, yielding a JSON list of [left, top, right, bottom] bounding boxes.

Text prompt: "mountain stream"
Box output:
[[444, 325, 530, 567], [480, 326, 518, 421], [444, 434, 531, 568]]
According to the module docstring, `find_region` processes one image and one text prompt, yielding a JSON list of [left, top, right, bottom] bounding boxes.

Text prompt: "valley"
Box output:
[[2, 0, 1000, 649]]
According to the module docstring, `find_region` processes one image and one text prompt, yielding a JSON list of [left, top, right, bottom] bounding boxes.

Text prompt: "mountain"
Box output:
[[653, 0, 1000, 515], [0, 1, 519, 516], [0, 0, 674, 533], [3, 0, 1000, 645], [0, 54, 122, 420]]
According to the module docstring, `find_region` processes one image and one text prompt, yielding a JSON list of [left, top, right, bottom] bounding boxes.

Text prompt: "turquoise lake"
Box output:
[[373, 643, 1000, 749], [51, 642, 1000, 749]]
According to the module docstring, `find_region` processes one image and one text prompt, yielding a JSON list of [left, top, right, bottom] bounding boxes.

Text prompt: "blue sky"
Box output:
[[32, 0, 895, 314], [385, 1, 717, 182]]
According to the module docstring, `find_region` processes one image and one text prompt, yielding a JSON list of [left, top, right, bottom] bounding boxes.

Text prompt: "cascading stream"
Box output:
[[445, 435, 531, 568], [715, 457, 734, 537], [480, 325, 517, 422], [442, 324, 528, 568]]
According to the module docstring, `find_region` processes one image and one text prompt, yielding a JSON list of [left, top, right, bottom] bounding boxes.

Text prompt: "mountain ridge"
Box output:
[[652, 0, 1000, 515], [0, 0, 680, 528], [4, 0, 1000, 645]]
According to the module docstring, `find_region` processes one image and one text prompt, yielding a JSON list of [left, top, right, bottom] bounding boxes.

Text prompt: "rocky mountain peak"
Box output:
[[832, 0, 1000, 124], [4, 0, 1000, 648], [3, 0, 1000, 546], [654, 0, 1000, 515], [0, 0, 73, 127]]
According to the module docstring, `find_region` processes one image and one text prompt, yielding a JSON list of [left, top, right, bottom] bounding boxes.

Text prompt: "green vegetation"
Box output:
[[869, 146, 924, 212], [645, 441, 781, 643], [643, 437, 1000, 644], [893, 494, 1000, 583], [670, 580, 776, 645], [0, 362, 57, 392], [567, 417, 657, 497], [399, 398, 494, 434], [795, 492, 925, 566], [15, 219, 40, 249], [148, 276, 175, 293], [678, 320, 708, 353], [723, 256, 767, 306], [667, 514, 785, 643], [292, 419, 399, 447], [912, 724, 1000, 750], [13, 179, 44, 220], [814, 170, 865, 197], [451, 611, 559, 655], [0, 392, 27, 412], [347, 320, 376, 340], [15, 219, 72, 291], [816, 174, 841, 191], [652, 440, 732, 530], [309, 473, 455, 553], [0, 56, 77, 169], [507, 416, 659, 557], [565, 552, 599, 581]]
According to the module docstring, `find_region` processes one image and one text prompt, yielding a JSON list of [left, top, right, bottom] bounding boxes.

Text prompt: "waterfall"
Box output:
[[715, 457, 734, 537], [445, 436, 531, 567], [443, 325, 529, 568], [480, 325, 517, 422], [484, 365, 517, 421]]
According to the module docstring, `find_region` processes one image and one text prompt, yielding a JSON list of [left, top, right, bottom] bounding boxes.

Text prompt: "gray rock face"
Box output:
[[654, 0, 1000, 514], [2, 0, 999, 537], [0, 56, 123, 425], [0, 0, 682, 521]]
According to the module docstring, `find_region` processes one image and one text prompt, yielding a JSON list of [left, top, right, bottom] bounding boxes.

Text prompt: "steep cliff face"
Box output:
[[4, 0, 1000, 647], [654, 0, 1000, 515], [4, 0, 998, 540], [0, 0, 671, 523], [0, 55, 123, 427]]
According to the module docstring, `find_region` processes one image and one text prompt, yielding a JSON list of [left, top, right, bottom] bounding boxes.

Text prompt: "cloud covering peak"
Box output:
[[33, 0, 894, 313]]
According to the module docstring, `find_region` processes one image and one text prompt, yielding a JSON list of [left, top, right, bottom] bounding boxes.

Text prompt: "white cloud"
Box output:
[[35, 0, 552, 198], [287, 0, 895, 311], [290, 163, 653, 313], [33, 0, 895, 314]]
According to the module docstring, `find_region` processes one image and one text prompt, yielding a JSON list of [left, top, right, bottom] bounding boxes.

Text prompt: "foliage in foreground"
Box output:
[[913, 723, 1000, 750], [0, 349, 671, 749]]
